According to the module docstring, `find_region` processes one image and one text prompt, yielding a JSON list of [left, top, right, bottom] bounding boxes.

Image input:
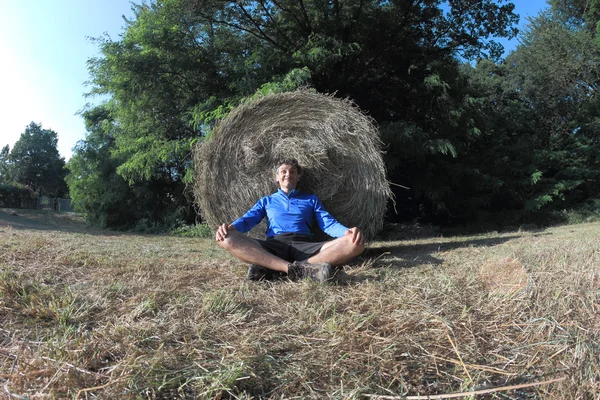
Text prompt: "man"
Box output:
[[216, 158, 365, 282]]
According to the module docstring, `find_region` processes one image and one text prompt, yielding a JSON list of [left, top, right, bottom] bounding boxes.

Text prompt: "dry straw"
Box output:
[[193, 90, 392, 240]]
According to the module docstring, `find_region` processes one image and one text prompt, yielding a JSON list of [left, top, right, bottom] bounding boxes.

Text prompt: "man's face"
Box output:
[[276, 163, 300, 191]]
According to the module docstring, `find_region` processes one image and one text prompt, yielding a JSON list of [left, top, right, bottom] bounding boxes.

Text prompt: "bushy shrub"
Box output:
[[0, 183, 36, 208], [551, 199, 600, 225], [171, 223, 213, 238]]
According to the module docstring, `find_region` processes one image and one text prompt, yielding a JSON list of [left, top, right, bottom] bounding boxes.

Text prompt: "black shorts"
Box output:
[[256, 233, 326, 262]]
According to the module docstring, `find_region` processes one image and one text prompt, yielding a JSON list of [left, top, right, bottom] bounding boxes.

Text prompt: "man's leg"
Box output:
[[305, 235, 365, 266], [217, 231, 290, 273]]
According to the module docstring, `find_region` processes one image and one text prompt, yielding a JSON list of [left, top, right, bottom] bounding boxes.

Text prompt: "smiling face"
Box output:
[[276, 163, 301, 193]]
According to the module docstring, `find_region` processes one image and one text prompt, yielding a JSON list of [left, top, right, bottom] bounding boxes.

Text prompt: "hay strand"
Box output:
[[446, 333, 472, 381], [365, 376, 567, 399], [193, 90, 392, 240]]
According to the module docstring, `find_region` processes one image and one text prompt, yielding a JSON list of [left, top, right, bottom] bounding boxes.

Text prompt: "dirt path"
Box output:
[[0, 208, 92, 232]]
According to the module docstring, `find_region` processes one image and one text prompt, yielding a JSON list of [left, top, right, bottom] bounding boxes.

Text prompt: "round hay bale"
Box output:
[[193, 90, 392, 240]]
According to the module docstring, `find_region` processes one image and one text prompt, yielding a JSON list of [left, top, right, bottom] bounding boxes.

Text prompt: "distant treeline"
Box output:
[[57, 0, 600, 230]]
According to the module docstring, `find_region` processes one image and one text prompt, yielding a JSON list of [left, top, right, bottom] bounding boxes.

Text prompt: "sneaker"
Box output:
[[247, 264, 270, 281], [287, 261, 333, 282]]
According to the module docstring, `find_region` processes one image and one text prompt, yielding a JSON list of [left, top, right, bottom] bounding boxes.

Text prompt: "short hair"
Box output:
[[275, 158, 302, 175]]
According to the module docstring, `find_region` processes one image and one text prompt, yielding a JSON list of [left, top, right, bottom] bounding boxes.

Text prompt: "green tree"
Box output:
[[67, 107, 133, 226], [438, 3, 600, 227], [504, 9, 600, 213], [67, 105, 195, 228], [9, 122, 68, 197], [450, 59, 543, 225], [0, 145, 10, 183], [84, 0, 519, 227], [551, 0, 600, 30]]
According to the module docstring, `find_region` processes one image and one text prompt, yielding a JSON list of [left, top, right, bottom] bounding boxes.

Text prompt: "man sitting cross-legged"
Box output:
[[215, 158, 365, 282]]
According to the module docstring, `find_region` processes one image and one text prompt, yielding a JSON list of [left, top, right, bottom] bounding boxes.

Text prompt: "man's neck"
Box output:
[[279, 187, 295, 195]]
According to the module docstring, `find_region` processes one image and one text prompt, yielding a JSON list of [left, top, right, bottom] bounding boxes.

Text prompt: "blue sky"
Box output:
[[1, 0, 550, 160], [1, 0, 135, 159]]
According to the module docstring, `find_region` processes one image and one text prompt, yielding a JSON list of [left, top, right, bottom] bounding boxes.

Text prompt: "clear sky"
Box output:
[[0, 0, 550, 160]]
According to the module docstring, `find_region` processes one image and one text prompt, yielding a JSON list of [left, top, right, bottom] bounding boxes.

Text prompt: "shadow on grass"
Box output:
[[331, 234, 530, 285], [249, 234, 536, 286], [369, 235, 524, 267]]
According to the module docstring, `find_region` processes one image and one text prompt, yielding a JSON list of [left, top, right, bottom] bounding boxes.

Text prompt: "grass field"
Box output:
[[0, 208, 598, 399]]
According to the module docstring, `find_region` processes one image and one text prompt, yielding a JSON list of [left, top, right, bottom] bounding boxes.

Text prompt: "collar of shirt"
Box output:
[[277, 188, 299, 198]]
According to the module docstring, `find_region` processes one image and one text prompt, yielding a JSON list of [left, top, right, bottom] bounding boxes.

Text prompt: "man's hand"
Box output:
[[345, 227, 365, 246], [216, 223, 235, 241]]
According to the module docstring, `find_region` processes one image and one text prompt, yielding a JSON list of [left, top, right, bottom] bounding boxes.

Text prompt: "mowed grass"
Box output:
[[0, 217, 598, 399]]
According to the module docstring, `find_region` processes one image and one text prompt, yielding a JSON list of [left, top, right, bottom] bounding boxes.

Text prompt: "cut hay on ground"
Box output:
[[193, 90, 392, 240], [2, 219, 599, 398], [479, 257, 529, 295]]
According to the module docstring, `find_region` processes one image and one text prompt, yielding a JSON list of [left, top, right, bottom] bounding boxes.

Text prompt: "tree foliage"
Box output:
[[446, 1, 600, 226], [66, 107, 133, 227], [71, 0, 600, 230], [0, 145, 10, 183], [9, 122, 68, 197], [504, 5, 600, 215], [0, 183, 36, 208], [66, 106, 194, 228], [79, 0, 519, 228]]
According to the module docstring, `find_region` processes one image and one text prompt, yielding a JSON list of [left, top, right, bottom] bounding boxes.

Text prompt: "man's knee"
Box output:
[[217, 233, 260, 254], [352, 241, 365, 257], [342, 235, 365, 257], [217, 234, 238, 251], [216, 237, 228, 250]]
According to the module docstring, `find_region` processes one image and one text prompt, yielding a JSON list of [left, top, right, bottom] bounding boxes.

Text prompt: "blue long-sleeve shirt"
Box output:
[[232, 189, 349, 238]]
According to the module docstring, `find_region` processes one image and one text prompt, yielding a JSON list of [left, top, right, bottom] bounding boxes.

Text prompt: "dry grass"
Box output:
[[193, 90, 392, 240], [1, 212, 599, 399], [478, 257, 528, 296]]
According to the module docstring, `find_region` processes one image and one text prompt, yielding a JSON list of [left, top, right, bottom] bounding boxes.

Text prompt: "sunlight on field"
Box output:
[[0, 213, 598, 398]]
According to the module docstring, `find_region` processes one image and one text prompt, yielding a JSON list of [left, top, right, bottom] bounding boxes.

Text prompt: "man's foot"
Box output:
[[247, 264, 270, 281], [287, 262, 333, 282]]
